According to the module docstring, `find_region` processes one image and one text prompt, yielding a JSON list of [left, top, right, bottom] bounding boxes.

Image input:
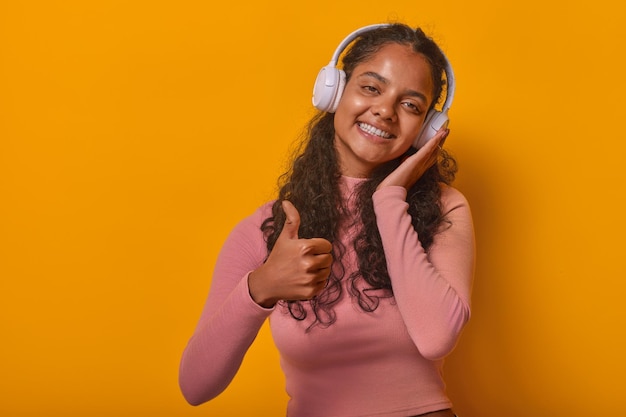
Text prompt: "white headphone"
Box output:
[[312, 24, 455, 149]]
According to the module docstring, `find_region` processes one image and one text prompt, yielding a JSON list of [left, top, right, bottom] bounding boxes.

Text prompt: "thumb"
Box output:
[[280, 200, 301, 240]]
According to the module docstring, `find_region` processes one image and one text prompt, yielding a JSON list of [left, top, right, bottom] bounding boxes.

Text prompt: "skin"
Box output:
[[248, 42, 448, 309]]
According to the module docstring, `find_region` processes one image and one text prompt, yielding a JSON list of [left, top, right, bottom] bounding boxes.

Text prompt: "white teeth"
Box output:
[[358, 122, 392, 139]]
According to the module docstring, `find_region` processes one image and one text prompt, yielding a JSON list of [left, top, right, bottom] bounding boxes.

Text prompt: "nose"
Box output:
[[371, 96, 397, 122]]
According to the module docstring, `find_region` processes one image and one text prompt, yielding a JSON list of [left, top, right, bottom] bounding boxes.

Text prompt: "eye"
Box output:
[[361, 85, 380, 95], [402, 101, 423, 115]]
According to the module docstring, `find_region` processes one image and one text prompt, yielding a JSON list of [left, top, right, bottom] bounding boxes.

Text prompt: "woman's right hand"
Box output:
[[248, 200, 333, 308]]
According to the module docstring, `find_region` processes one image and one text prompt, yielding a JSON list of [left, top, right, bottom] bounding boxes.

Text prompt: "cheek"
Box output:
[[393, 142, 414, 160], [333, 101, 355, 132], [393, 121, 424, 153], [404, 117, 426, 141], [336, 88, 366, 116]]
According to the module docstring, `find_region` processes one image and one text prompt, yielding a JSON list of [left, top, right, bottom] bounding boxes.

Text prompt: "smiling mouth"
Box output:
[[357, 122, 394, 139]]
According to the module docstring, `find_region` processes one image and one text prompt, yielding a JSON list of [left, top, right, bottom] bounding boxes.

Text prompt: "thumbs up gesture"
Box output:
[[248, 200, 333, 308]]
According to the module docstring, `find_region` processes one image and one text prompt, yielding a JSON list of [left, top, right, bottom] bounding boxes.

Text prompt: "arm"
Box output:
[[178, 201, 333, 405], [373, 184, 475, 360], [178, 207, 273, 405]]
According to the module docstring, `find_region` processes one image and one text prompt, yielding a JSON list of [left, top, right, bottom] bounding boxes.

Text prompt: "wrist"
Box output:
[[248, 269, 278, 308]]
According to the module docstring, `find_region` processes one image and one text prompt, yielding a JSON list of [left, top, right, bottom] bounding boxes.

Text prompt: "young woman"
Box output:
[[179, 23, 475, 417]]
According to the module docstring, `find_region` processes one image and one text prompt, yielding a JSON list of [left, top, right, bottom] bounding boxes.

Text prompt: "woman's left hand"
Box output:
[[377, 128, 449, 191]]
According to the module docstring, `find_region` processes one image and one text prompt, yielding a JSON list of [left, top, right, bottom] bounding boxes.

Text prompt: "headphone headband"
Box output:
[[329, 24, 391, 64]]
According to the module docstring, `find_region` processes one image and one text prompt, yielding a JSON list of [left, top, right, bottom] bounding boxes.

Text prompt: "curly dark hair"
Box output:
[[261, 23, 458, 329]]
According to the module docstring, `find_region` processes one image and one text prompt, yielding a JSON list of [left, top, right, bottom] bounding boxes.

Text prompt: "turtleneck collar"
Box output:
[[339, 175, 368, 189]]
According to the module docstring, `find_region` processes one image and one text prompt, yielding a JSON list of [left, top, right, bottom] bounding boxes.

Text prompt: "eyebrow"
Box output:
[[359, 71, 429, 104]]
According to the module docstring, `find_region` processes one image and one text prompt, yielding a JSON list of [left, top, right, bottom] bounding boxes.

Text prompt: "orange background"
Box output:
[[2, 1, 625, 416]]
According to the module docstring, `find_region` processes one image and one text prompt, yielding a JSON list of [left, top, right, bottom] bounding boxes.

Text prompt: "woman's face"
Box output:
[[333, 43, 434, 178]]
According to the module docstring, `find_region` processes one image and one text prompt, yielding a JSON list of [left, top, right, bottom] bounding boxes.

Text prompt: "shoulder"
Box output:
[[233, 201, 275, 234], [220, 201, 275, 261], [439, 184, 471, 214], [438, 185, 473, 229], [250, 201, 275, 223]]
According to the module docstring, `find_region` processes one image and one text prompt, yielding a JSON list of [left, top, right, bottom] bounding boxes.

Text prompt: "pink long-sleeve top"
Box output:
[[179, 176, 475, 417]]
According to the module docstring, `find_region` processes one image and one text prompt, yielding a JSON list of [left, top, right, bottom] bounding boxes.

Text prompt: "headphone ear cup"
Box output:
[[413, 110, 450, 149], [312, 65, 346, 113]]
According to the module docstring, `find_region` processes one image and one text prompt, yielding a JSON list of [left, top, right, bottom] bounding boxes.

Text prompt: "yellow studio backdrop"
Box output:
[[1, 0, 625, 416]]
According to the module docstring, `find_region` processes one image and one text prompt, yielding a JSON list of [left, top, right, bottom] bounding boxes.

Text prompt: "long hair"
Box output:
[[261, 23, 458, 329]]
